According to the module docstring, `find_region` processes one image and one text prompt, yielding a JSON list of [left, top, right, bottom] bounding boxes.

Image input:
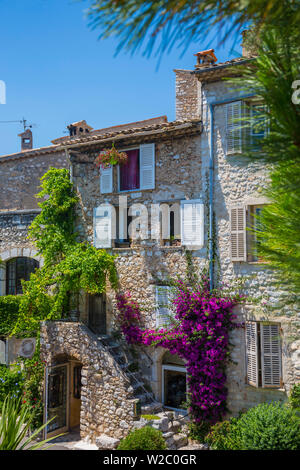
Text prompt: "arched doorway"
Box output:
[[45, 357, 82, 438], [162, 352, 187, 411]]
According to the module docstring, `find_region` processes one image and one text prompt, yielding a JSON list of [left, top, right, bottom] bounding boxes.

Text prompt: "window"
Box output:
[[250, 104, 267, 139], [162, 352, 187, 410], [181, 200, 204, 248], [159, 202, 181, 247], [226, 101, 268, 156], [226, 101, 242, 155], [248, 205, 264, 262], [6, 257, 39, 295], [99, 144, 155, 194], [120, 149, 140, 191], [245, 321, 282, 388], [156, 286, 174, 327], [230, 203, 267, 262]]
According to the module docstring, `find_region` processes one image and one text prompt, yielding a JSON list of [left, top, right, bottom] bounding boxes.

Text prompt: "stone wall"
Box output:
[[200, 78, 299, 413], [0, 151, 68, 211], [0, 210, 42, 296], [72, 133, 206, 401], [174, 69, 200, 121], [40, 321, 138, 441]]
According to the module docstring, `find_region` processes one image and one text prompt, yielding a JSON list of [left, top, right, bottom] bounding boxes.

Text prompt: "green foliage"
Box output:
[[188, 421, 212, 443], [22, 351, 45, 428], [117, 426, 167, 450], [0, 364, 24, 407], [0, 395, 62, 450], [0, 296, 22, 336], [86, 0, 300, 57], [206, 402, 300, 450], [28, 167, 78, 266], [289, 384, 300, 411], [204, 417, 242, 450], [12, 168, 118, 336]]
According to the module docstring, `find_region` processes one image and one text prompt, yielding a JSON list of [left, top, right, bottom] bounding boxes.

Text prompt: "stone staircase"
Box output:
[[97, 334, 162, 413]]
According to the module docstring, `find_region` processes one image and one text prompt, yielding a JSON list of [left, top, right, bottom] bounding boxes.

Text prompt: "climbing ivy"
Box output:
[[13, 167, 118, 336]]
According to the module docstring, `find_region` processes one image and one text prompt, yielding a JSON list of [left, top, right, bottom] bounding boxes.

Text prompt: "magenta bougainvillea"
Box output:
[[116, 278, 244, 424]]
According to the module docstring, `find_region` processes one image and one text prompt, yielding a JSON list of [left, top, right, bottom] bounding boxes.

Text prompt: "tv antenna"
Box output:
[[0, 117, 36, 131]]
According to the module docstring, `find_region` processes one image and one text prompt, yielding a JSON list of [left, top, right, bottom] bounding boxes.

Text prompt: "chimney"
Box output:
[[242, 30, 258, 58], [67, 120, 93, 137], [18, 129, 33, 151], [194, 49, 218, 69]]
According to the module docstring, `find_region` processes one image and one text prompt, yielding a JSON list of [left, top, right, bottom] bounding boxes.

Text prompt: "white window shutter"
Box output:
[[181, 200, 204, 248], [93, 206, 112, 248], [156, 286, 173, 327], [100, 165, 113, 194], [230, 206, 247, 261], [140, 143, 155, 190], [226, 101, 242, 155], [245, 321, 259, 387], [260, 323, 282, 388]]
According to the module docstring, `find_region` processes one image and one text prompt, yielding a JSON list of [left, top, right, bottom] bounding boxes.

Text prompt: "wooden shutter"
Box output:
[[93, 206, 112, 248], [156, 286, 172, 327], [245, 321, 259, 387], [230, 206, 247, 261], [226, 101, 242, 155], [260, 323, 282, 388], [181, 200, 204, 247], [140, 143, 155, 190], [100, 165, 113, 194]]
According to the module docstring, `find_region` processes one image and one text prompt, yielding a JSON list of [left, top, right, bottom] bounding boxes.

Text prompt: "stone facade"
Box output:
[[0, 150, 68, 211], [174, 69, 201, 121], [40, 321, 137, 440], [0, 51, 298, 443]]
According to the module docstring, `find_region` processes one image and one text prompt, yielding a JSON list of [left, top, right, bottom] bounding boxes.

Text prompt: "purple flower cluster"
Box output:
[[116, 280, 243, 424]]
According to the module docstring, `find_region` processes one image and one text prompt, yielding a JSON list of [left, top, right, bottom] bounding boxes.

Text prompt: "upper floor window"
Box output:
[[119, 149, 140, 191], [99, 143, 155, 194], [226, 101, 268, 156], [6, 257, 39, 295], [230, 203, 267, 262]]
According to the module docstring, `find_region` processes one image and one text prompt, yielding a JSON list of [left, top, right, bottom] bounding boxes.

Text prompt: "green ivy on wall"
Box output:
[[12, 167, 118, 336], [0, 296, 22, 337]]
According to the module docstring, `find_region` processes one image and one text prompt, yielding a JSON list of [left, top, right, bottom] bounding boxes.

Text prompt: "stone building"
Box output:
[[0, 44, 299, 443]]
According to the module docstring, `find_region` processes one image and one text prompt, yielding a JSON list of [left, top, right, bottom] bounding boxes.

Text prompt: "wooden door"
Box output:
[[88, 294, 107, 335]]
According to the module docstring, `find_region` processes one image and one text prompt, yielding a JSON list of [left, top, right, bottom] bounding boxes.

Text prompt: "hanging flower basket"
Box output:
[[95, 143, 128, 169]]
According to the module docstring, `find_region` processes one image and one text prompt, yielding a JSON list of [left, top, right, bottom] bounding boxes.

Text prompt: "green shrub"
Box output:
[[289, 384, 300, 411], [117, 426, 166, 450], [205, 418, 242, 450], [0, 364, 24, 407], [188, 421, 212, 443], [0, 296, 22, 336], [236, 402, 300, 450], [206, 402, 300, 450]]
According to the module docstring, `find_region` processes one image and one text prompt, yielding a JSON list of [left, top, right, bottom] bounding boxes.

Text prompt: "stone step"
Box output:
[[141, 402, 163, 414]]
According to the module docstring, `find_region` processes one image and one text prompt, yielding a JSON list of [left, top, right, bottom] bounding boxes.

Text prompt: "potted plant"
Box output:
[[95, 143, 128, 169]]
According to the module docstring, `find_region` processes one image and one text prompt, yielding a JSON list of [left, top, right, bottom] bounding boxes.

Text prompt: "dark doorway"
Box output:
[[88, 294, 107, 335]]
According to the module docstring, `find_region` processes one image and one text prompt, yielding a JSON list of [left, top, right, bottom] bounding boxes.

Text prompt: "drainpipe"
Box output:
[[208, 93, 255, 291]]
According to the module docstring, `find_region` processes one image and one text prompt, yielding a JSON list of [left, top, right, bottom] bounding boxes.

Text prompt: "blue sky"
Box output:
[[0, 0, 242, 155]]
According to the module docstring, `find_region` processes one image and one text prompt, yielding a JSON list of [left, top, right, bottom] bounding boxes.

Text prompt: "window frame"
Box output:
[[161, 364, 187, 412], [245, 321, 282, 389], [5, 257, 39, 296], [118, 146, 141, 193]]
